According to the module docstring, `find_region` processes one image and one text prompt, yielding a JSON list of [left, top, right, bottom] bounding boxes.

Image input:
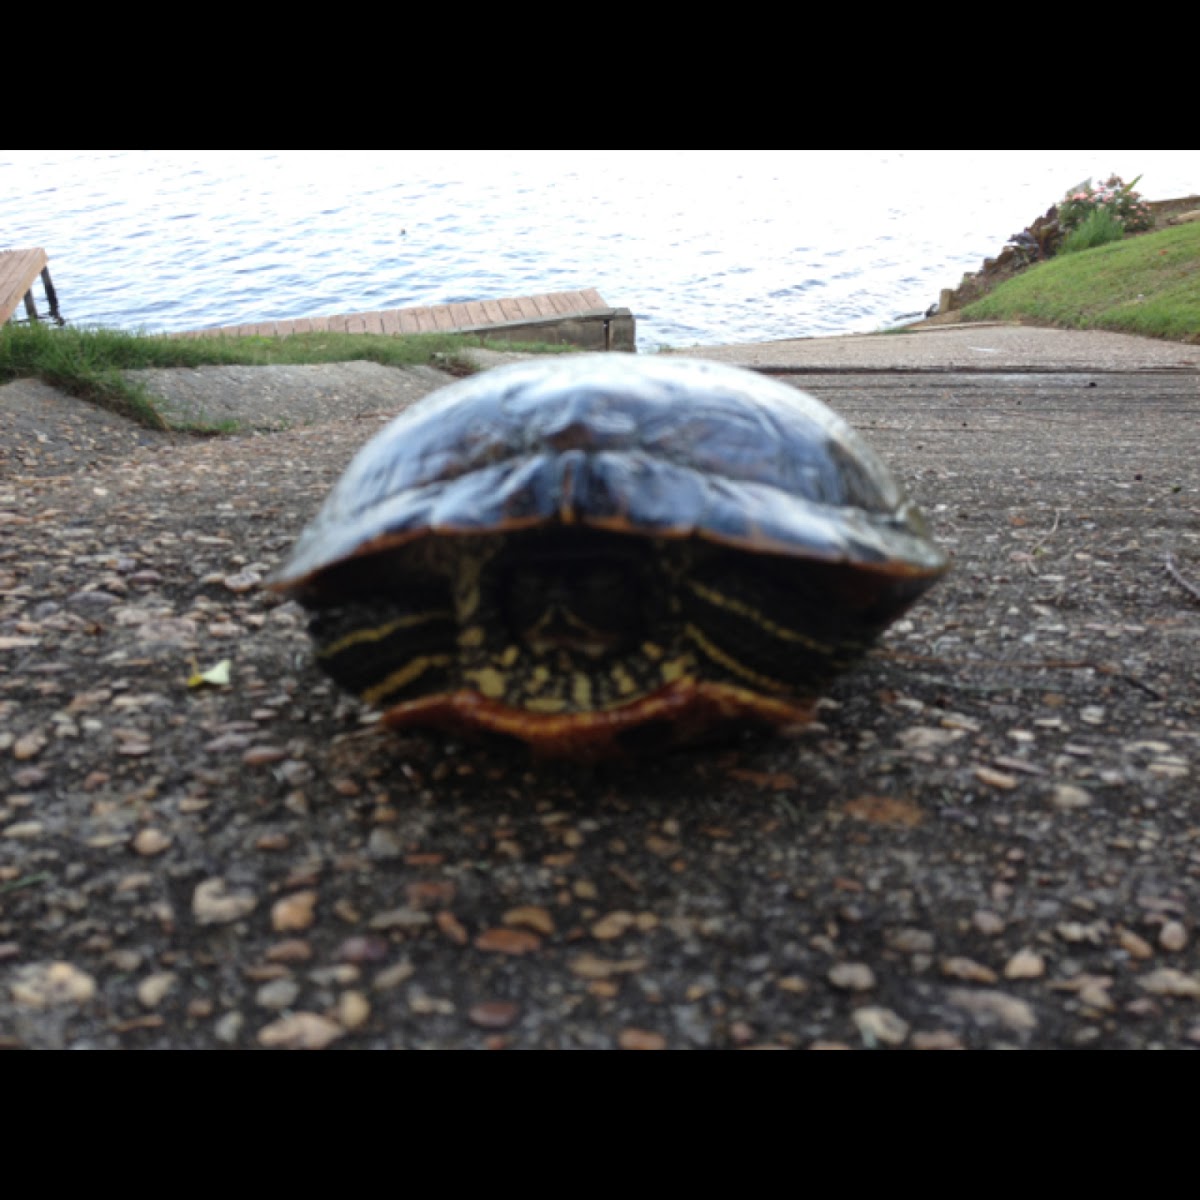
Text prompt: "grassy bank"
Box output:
[[958, 221, 1200, 342], [0, 324, 561, 429]]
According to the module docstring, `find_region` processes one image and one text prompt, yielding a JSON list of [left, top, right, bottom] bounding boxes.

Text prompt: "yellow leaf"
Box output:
[[188, 659, 232, 688]]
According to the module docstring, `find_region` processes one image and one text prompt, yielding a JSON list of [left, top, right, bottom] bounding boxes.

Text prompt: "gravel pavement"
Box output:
[[2, 325, 1199, 1049]]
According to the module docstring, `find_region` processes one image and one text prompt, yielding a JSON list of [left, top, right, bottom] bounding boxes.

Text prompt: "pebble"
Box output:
[[591, 911, 638, 940], [468, 1001, 521, 1030], [852, 1006, 910, 1047], [271, 890, 318, 932], [501, 906, 555, 936], [266, 939, 312, 963], [887, 928, 936, 954], [910, 1030, 966, 1051], [618, 1028, 667, 1051], [214, 1012, 245, 1045], [131, 828, 171, 856], [947, 989, 1038, 1033], [1117, 928, 1154, 959], [1137, 968, 1200, 998], [372, 962, 416, 991], [337, 991, 371, 1030], [1004, 949, 1046, 980], [475, 928, 541, 955], [257, 1012, 345, 1050], [3, 821, 44, 840], [1159, 921, 1188, 952], [974, 766, 1018, 791], [941, 957, 998, 984], [828, 963, 876, 992], [10, 961, 96, 1008], [243, 745, 287, 766], [569, 953, 648, 980], [192, 878, 258, 925], [972, 910, 1006, 937], [256, 978, 301, 1010], [366, 828, 405, 860], [408, 991, 454, 1015], [12, 731, 47, 761], [137, 972, 178, 1008], [1051, 784, 1092, 810]]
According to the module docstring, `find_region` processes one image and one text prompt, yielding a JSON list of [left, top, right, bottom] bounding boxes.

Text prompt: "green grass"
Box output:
[[1059, 206, 1127, 255], [0, 324, 570, 429], [960, 221, 1200, 342]]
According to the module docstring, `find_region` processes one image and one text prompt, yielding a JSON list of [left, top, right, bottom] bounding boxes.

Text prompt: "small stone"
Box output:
[[1138, 968, 1200, 998], [408, 990, 454, 1015], [974, 766, 1018, 790], [435, 911, 470, 945], [243, 745, 287, 766], [475, 928, 541, 955], [12, 731, 47, 761], [852, 1006, 910, 1047], [337, 991, 371, 1030], [223, 570, 262, 594], [947, 989, 1038, 1033], [591, 911, 637, 940], [568, 953, 648, 980], [137, 972, 178, 1008], [887, 928, 936, 954], [898, 726, 965, 752], [1051, 784, 1092, 810], [192, 878, 258, 925], [911, 1030, 966, 1051], [266, 939, 312, 963], [942, 956, 999, 984], [368, 907, 431, 933], [1160, 921, 1189, 952], [1118, 928, 1154, 959], [972, 910, 1006, 937], [468, 1001, 521, 1030], [828, 962, 876, 992], [1004, 949, 1045, 980], [11, 961, 96, 1008], [337, 936, 390, 964], [257, 1012, 345, 1050], [271, 890, 318, 933], [618, 1028, 668, 1051], [372, 962, 416, 991], [3, 821, 44, 840], [132, 828, 171, 856], [256, 978, 301, 1010], [501, 906, 555, 936], [366, 828, 405, 860], [214, 1012, 245, 1045]]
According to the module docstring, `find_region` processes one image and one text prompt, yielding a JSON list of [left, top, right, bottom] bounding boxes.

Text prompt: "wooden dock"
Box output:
[[1, 248, 63, 326], [176, 288, 635, 351]]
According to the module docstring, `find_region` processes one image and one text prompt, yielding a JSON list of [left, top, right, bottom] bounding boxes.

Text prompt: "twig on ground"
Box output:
[[1165, 553, 1200, 605]]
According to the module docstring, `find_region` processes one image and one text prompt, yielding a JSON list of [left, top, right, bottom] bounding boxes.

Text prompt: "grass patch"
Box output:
[[960, 222, 1200, 342], [0, 324, 571, 429], [1060, 206, 1127, 255]]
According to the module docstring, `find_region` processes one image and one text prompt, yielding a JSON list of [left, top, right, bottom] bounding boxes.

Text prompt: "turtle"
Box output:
[[271, 354, 948, 755]]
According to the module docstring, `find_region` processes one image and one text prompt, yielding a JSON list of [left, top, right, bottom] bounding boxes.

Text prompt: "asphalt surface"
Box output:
[[2, 325, 1200, 1049]]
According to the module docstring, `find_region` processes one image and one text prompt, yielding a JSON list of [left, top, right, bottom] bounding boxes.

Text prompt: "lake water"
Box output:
[[3, 150, 1196, 350]]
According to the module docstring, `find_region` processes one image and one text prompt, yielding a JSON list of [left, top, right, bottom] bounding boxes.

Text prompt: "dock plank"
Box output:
[[0, 248, 49, 324], [174, 290, 617, 343]]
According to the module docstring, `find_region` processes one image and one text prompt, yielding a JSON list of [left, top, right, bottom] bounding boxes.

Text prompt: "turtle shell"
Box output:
[[272, 354, 948, 754]]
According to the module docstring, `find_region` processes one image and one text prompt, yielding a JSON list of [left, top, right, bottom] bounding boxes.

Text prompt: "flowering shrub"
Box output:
[[1058, 174, 1154, 236]]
